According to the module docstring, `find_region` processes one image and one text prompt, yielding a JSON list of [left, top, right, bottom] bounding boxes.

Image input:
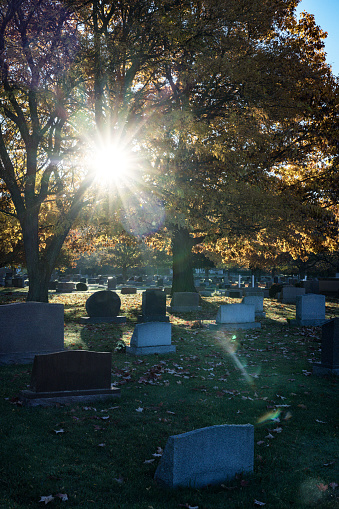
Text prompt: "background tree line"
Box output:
[[0, 0, 338, 300]]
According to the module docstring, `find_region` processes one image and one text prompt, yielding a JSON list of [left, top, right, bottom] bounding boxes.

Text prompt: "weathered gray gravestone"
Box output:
[[80, 290, 126, 324], [20, 350, 120, 406], [279, 286, 305, 304], [169, 292, 201, 312], [138, 289, 169, 322], [242, 295, 265, 318], [126, 322, 175, 355], [154, 424, 254, 488], [0, 302, 64, 365], [289, 294, 326, 326], [313, 318, 339, 375], [210, 304, 261, 330]]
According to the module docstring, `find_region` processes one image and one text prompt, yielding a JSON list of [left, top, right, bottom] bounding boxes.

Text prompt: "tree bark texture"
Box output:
[[171, 227, 197, 294]]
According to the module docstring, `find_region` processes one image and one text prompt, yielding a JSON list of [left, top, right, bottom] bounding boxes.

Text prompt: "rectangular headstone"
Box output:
[[20, 350, 120, 405], [0, 302, 64, 365], [56, 282, 74, 293], [139, 289, 168, 322], [30, 350, 112, 392], [170, 292, 201, 312], [294, 294, 326, 326], [121, 287, 137, 294], [242, 295, 265, 317], [280, 286, 305, 304], [313, 318, 339, 375], [154, 424, 254, 488], [126, 322, 175, 355], [211, 304, 261, 329]]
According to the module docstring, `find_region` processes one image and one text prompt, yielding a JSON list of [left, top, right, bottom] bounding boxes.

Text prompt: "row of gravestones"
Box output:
[[0, 293, 338, 489], [0, 290, 337, 370]]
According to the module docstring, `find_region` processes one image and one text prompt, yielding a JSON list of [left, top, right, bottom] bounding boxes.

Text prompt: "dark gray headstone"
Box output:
[[121, 287, 137, 294], [0, 302, 64, 365], [86, 290, 121, 317], [107, 277, 117, 290], [313, 318, 339, 375], [30, 350, 112, 392], [20, 350, 120, 405], [139, 289, 168, 322]]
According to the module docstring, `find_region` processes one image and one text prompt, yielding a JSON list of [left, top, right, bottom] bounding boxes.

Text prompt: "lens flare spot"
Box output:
[[257, 409, 281, 424]]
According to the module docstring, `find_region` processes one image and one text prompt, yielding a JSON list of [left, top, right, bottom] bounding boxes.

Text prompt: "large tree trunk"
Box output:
[[171, 227, 197, 294], [21, 212, 50, 302]]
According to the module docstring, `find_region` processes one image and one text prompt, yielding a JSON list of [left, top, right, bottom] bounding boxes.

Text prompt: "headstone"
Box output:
[[20, 350, 120, 406], [138, 289, 169, 322], [12, 277, 25, 288], [279, 286, 305, 304], [228, 289, 243, 298], [300, 280, 319, 294], [318, 278, 339, 297], [56, 282, 74, 293], [88, 278, 99, 284], [154, 424, 254, 488], [107, 277, 117, 290], [121, 287, 137, 294], [169, 292, 201, 312], [80, 290, 126, 324], [313, 318, 339, 375], [289, 294, 326, 326], [0, 302, 64, 364], [242, 295, 265, 318], [126, 322, 175, 355], [243, 288, 264, 297], [210, 304, 261, 330]]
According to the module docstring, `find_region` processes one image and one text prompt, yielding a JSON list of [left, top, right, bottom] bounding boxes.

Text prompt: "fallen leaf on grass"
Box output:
[[39, 495, 54, 504], [113, 474, 124, 484], [254, 500, 266, 506], [315, 419, 327, 423], [53, 429, 64, 434], [98, 443, 106, 447], [317, 483, 328, 491], [329, 482, 338, 489], [136, 407, 144, 412], [179, 504, 199, 509], [144, 459, 155, 464], [55, 493, 68, 501]]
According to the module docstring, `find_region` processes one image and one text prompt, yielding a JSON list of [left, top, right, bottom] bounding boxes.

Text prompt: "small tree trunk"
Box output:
[[122, 264, 127, 282], [171, 227, 197, 294]]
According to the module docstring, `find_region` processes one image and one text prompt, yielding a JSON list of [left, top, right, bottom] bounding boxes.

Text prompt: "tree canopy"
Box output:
[[0, 0, 338, 300]]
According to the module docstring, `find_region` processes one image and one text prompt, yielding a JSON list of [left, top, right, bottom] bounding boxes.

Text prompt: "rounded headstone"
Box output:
[[86, 290, 121, 317]]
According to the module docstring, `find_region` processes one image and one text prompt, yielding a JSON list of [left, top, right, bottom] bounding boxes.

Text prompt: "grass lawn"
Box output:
[[0, 289, 338, 508]]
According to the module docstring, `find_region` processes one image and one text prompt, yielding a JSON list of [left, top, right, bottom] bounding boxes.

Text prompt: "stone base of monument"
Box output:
[[312, 362, 339, 376], [137, 315, 169, 323], [288, 318, 327, 327], [126, 322, 176, 355], [20, 386, 121, 407], [209, 322, 261, 330], [18, 350, 120, 406], [79, 316, 126, 324]]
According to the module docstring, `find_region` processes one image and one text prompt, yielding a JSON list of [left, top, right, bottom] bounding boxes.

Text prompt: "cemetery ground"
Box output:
[[0, 290, 338, 509]]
